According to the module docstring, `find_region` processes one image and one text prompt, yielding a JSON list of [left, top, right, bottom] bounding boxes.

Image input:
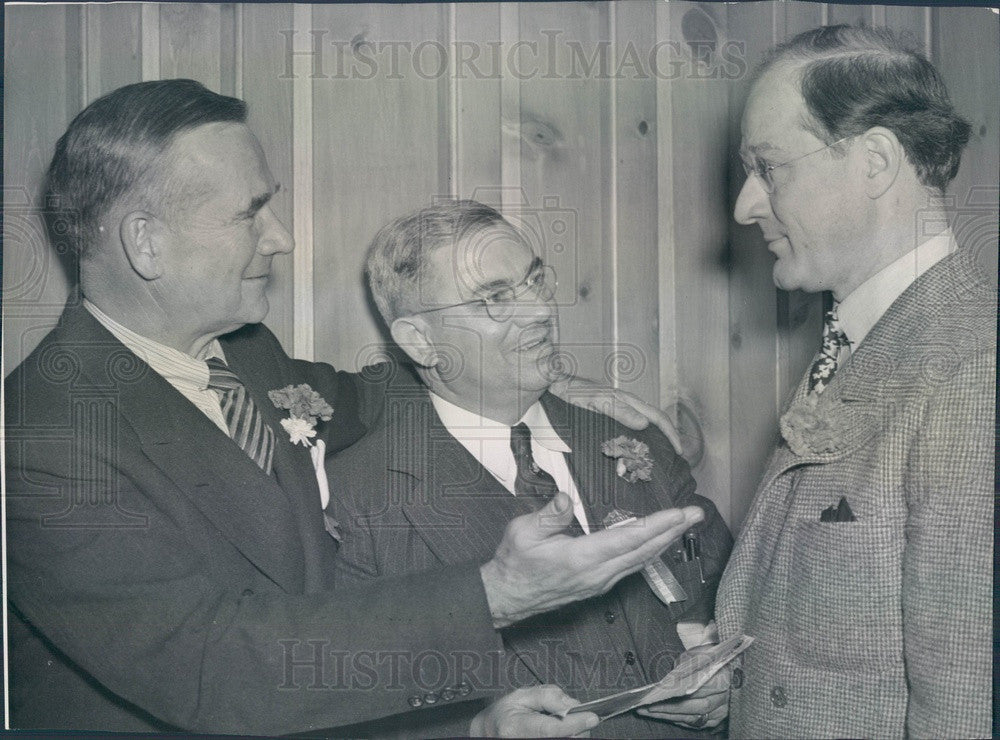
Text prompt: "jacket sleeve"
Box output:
[[901, 348, 993, 739], [5, 437, 503, 735]]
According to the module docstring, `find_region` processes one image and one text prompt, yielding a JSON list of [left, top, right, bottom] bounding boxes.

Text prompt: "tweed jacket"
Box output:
[[717, 248, 995, 739], [328, 389, 733, 738], [4, 302, 504, 734]]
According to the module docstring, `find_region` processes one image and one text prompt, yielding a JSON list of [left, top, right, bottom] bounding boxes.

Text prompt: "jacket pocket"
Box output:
[[786, 519, 904, 672]]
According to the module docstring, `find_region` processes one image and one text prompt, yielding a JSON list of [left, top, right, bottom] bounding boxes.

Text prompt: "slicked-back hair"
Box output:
[[758, 24, 971, 191], [43, 79, 247, 255], [366, 200, 514, 326]]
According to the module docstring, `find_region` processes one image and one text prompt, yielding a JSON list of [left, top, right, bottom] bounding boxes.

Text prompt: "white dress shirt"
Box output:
[[836, 230, 956, 351], [84, 299, 229, 435], [429, 392, 592, 533]]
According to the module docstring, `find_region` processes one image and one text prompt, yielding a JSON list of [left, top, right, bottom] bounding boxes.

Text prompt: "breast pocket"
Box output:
[[787, 519, 904, 672]]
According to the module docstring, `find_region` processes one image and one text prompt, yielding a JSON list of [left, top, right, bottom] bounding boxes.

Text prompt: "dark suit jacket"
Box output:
[[4, 302, 504, 734], [718, 248, 995, 738], [328, 389, 733, 738]]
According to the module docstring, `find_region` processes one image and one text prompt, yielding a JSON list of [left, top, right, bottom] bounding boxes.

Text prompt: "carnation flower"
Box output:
[[601, 435, 654, 483]]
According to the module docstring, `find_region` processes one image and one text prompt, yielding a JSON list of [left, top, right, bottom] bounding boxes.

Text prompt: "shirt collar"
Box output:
[[83, 299, 225, 391], [429, 392, 571, 453], [837, 229, 955, 348]]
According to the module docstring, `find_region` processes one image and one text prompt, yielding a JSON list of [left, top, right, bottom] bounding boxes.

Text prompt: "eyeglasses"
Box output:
[[409, 257, 557, 322], [741, 136, 854, 193]]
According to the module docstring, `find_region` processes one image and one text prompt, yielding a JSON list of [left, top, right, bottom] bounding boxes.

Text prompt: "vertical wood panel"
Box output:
[[612, 1, 659, 405], [933, 6, 1000, 284], [516, 2, 610, 386], [86, 4, 142, 101], [661, 1, 732, 521], [158, 3, 223, 89], [242, 3, 296, 353], [825, 3, 870, 27], [454, 3, 503, 200], [310, 3, 447, 371], [3, 5, 80, 374]]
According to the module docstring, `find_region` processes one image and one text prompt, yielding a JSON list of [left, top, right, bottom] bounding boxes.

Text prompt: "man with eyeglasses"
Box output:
[[5, 80, 709, 736], [660, 25, 994, 739], [327, 200, 733, 738]]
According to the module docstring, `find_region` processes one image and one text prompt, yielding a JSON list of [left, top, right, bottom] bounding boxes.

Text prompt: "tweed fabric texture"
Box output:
[[717, 249, 995, 739]]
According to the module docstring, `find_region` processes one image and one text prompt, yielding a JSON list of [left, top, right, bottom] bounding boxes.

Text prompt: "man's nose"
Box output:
[[257, 206, 294, 255], [512, 289, 556, 325], [733, 173, 772, 226]]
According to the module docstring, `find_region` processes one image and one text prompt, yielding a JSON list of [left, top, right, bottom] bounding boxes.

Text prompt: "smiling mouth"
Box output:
[[517, 328, 553, 353]]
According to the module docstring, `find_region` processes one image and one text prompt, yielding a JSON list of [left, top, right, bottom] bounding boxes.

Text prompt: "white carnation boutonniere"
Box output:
[[269, 383, 338, 539], [267, 384, 334, 447], [601, 435, 654, 483]]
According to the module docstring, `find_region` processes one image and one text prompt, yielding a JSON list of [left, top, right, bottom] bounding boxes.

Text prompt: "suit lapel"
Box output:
[[64, 306, 306, 592], [220, 330, 335, 592], [761, 252, 980, 485], [541, 393, 651, 527], [396, 396, 530, 565]]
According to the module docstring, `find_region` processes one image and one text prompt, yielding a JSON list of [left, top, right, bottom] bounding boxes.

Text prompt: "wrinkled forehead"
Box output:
[[427, 224, 535, 297]]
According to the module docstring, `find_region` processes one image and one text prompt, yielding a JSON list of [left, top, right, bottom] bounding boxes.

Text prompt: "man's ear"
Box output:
[[390, 316, 438, 368], [859, 126, 902, 199], [119, 210, 163, 280]]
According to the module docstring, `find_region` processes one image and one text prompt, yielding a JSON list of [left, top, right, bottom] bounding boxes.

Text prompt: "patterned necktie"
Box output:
[[808, 307, 850, 395], [206, 357, 276, 474], [509, 422, 559, 498]]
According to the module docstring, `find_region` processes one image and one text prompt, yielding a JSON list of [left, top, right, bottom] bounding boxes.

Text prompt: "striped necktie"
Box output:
[[206, 357, 276, 474], [808, 307, 850, 395]]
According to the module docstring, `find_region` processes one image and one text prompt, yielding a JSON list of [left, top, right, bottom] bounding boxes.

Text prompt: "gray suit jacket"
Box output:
[[717, 248, 995, 739], [328, 390, 733, 738]]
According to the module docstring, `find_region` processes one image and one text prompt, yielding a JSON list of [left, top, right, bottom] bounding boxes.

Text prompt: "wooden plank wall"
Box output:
[[4, 2, 997, 531]]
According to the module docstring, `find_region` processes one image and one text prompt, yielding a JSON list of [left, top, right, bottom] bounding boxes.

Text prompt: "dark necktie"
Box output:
[[510, 422, 559, 497], [510, 422, 584, 536], [807, 307, 850, 395], [206, 357, 276, 475]]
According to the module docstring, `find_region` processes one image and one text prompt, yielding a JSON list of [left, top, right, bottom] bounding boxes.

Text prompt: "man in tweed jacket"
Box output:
[[662, 25, 993, 738]]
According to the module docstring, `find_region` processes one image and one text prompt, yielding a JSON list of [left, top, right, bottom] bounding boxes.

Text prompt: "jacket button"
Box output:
[[624, 651, 636, 666], [441, 689, 455, 701], [604, 610, 617, 624], [455, 682, 472, 696], [423, 692, 439, 705], [770, 686, 787, 708], [407, 696, 423, 708], [731, 667, 744, 689]]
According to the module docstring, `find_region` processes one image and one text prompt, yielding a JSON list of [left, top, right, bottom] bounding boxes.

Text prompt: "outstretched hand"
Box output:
[[481, 492, 704, 628], [469, 685, 599, 738]]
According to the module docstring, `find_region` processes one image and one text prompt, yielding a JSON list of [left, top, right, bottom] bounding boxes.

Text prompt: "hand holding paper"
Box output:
[[564, 635, 751, 726]]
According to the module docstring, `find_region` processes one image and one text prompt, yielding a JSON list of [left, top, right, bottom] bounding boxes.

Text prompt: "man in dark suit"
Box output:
[[4, 79, 705, 736], [664, 25, 994, 738], [328, 201, 733, 737]]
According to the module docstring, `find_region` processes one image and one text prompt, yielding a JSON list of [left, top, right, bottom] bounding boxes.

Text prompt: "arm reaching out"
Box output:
[[481, 492, 704, 628]]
